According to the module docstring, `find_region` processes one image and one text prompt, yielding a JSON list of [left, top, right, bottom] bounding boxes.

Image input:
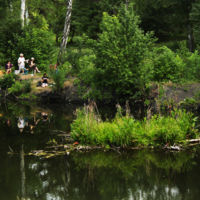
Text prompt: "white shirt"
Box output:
[[18, 57, 26, 68]]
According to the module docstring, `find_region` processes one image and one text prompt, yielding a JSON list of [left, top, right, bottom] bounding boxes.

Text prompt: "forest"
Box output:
[[1, 0, 200, 101]]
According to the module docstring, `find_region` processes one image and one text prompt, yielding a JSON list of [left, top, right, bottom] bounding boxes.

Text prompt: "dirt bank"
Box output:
[[3, 74, 200, 106], [148, 83, 200, 108]]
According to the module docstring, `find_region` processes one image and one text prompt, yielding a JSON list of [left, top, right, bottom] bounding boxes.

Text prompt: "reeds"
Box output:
[[71, 102, 199, 147]]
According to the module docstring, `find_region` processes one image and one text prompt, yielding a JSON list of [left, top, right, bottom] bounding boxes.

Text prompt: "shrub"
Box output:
[[51, 68, 66, 92], [22, 80, 31, 93], [87, 4, 155, 98], [8, 81, 23, 95], [0, 73, 17, 90], [184, 50, 200, 81], [152, 46, 183, 82]]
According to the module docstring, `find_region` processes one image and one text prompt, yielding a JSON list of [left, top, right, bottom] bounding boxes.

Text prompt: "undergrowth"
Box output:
[[71, 102, 199, 147]]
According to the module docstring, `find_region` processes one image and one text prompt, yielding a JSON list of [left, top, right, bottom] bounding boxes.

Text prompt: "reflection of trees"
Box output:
[[1, 101, 200, 199], [17, 149, 198, 200], [20, 144, 26, 200]]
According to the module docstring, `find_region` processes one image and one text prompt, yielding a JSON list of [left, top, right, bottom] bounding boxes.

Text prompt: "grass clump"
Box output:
[[71, 102, 199, 147]]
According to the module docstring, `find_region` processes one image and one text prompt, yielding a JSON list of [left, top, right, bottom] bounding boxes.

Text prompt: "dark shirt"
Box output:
[[42, 76, 48, 83], [5, 64, 13, 70]]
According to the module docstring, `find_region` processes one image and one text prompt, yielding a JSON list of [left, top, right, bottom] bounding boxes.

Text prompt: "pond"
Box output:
[[0, 101, 200, 200]]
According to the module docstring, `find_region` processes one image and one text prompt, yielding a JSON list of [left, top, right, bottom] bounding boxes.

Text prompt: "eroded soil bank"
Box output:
[[2, 74, 200, 106]]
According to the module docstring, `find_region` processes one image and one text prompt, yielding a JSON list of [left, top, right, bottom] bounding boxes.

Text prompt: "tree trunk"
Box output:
[[25, 4, 29, 25], [187, 0, 194, 53], [21, 0, 26, 27], [188, 23, 193, 53], [126, 0, 129, 10], [58, 0, 73, 64]]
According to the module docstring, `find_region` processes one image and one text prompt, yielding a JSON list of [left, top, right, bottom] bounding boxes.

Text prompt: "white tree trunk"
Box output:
[[10, 2, 13, 12], [60, 0, 73, 50], [25, 5, 29, 25], [126, 0, 129, 10], [21, 0, 26, 27]]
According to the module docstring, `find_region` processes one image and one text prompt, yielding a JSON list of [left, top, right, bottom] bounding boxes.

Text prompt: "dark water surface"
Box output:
[[0, 101, 200, 200]]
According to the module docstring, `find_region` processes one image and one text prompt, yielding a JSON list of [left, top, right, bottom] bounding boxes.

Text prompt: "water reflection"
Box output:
[[0, 101, 200, 200], [8, 149, 199, 200]]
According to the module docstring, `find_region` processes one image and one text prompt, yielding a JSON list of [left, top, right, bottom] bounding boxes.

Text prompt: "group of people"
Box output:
[[5, 53, 53, 88], [18, 53, 41, 75], [5, 53, 41, 75]]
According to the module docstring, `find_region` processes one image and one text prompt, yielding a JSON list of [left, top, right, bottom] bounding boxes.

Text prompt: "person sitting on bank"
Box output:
[[29, 57, 40, 75], [22, 67, 29, 75], [5, 61, 13, 74], [42, 73, 49, 87]]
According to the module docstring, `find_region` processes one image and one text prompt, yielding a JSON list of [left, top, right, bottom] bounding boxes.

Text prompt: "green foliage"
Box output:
[[22, 80, 31, 93], [176, 40, 191, 59], [71, 105, 198, 147], [12, 25, 54, 70], [72, 0, 122, 39], [180, 98, 197, 108], [0, 74, 17, 90], [190, 2, 200, 45], [152, 46, 182, 82], [7, 79, 31, 95], [0, 0, 22, 66], [8, 81, 23, 95], [184, 50, 200, 81], [87, 5, 155, 98], [51, 68, 67, 92]]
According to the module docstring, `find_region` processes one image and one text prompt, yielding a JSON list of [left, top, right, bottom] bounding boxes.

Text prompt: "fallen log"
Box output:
[[186, 139, 200, 143], [45, 145, 63, 149], [50, 130, 69, 134]]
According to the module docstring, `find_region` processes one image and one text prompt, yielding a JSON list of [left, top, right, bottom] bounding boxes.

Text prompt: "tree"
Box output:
[[88, 4, 155, 99]]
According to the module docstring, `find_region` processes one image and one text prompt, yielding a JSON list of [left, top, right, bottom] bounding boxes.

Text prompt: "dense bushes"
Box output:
[[71, 104, 198, 147], [86, 5, 155, 98], [11, 25, 54, 70], [0, 74, 17, 90], [152, 46, 182, 82], [8, 80, 32, 95]]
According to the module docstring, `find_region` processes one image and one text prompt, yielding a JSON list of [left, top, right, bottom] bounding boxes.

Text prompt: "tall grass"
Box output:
[[71, 102, 199, 147]]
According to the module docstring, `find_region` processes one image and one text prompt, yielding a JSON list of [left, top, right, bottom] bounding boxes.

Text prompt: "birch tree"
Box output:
[[21, 0, 26, 27], [58, 0, 73, 64]]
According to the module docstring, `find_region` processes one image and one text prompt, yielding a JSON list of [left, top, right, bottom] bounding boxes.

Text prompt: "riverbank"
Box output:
[[2, 74, 200, 107]]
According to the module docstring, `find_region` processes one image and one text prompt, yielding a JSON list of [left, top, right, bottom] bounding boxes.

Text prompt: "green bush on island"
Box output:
[[71, 105, 199, 147]]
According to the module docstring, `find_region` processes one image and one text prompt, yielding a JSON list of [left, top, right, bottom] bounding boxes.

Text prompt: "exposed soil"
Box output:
[[4, 74, 200, 105], [148, 82, 200, 107]]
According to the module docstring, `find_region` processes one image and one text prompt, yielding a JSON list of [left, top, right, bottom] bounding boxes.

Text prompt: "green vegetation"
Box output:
[[71, 103, 199, 147], [0, 74, 17, 90], [1, 0, 200, 100], [8, 80, 32, 96]]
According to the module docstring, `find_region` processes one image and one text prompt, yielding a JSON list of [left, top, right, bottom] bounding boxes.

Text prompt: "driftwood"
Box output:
[[74, 146, 92, 150], [188, 143, 200, 147], [50, 130, 69, 134], [58, 134, 71, 137], [45, 145, 64, 149], [166, 146, 183, 151], [186, 139, 200, 143]]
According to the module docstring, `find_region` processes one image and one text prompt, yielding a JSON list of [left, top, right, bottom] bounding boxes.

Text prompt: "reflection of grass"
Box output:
[[72, 149, 194, 179]]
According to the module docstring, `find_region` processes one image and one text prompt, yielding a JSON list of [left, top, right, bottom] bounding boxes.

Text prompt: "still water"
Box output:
[[0, 101, 200, 200]]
